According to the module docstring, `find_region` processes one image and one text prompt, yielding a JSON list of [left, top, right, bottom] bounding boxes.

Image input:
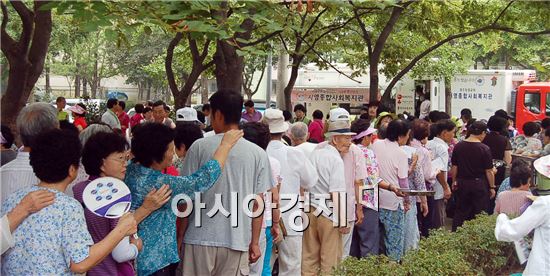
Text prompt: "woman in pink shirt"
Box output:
[[494, 162, 532, 216], [308, 110, 324, 143]]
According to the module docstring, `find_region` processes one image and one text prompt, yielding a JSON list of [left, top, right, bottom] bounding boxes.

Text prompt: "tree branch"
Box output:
[[26, 1, 53, 90], [278, 33, 289, 52], [165, 32, 184, 95], [299, 36, 361, 84], [351, 3, 372, 56], [239, 30, 282, 47], [383, 25, 492, 99], [253, 64, 266, 93], [10, 1, 33, 50], [188, 34, 200, 61], [303, 13, 359, 55], [200, 39, 211, 60], [491, 26, 550, 36], [1, 2, 17, 57], [492, 0, 515, 25], [382, 22, 549, 100], [371, 1, 413, 62], [303, 8, 328, 39]]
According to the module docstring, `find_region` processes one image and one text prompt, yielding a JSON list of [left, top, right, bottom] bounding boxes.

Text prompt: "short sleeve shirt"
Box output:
[[372, 139, 409, 211], [182, 134, 271, 252], [451, 141, 493, 179], [101, 110, 121, 129], [126, 160, 222, 276], [309, 144, 346, 220], [426, 137, 449, 200], [358, 145, 381, 211], [1, 186, 93, 275]]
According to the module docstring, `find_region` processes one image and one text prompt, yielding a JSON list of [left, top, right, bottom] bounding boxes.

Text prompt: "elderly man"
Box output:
[[1, 103, 59, 202], [289, 122, 317, 158], [152, 100, 176, 129], [302, 119, 355, 276], [316, 108, 367, 258], [101, 98, 121, 130], [264, 108, 318, 275]]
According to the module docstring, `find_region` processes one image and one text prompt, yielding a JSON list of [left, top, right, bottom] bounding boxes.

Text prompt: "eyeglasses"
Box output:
[[105, 153, 130, 164]]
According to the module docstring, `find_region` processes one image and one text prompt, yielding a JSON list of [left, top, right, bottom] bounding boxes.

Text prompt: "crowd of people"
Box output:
[[1, 91, 549, 275]]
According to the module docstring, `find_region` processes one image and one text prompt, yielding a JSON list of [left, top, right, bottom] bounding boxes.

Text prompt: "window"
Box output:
[[546, 93, 550, 116], [524, 92, 541, 114]]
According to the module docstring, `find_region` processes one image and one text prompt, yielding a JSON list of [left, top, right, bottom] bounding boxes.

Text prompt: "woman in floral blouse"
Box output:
[[126, 123, 242, 276], [349, 119, 402, 258]]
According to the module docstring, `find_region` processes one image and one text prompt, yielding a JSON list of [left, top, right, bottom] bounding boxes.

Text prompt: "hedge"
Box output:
[[334, 214, 521, 275]]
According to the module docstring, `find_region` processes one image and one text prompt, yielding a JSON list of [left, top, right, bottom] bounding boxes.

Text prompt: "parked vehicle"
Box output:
[[514, 82, 550, 133]]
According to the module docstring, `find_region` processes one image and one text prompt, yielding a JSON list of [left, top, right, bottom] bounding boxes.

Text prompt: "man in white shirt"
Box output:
[[101, 98, 121, 130], [288, 122, 317, 158], [264, 109, 318, 276], [302, 119, 354, 276], [1, 103, 59, 202], [426, 119, 455, 229]]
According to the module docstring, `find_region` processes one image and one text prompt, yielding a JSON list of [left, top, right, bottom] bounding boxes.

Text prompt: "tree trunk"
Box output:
[[369, 58, 380, 103], [137, 82, 143, 101], [283, 58, 301, 112], [74, 73, 80, 98], [92, 52, 99, 98], [445, 76, 451, 114], [214, 40, 244, 93], [146, 81, 151, 100], [45, 60, 51, 96], [276, 48, 289, 111], [201, 77, 209, 104], [82, 78, 88, 98], [0, 1, 52, 129]]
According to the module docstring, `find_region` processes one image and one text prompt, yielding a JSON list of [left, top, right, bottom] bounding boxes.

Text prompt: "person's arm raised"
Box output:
[[70, 213, 137, 274]]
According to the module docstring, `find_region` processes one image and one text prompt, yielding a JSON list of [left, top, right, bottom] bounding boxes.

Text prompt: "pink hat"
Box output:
[[352, 127, 377, 141], [68, 104, 86, 115]]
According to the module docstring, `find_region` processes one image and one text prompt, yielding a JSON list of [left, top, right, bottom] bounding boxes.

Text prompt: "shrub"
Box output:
[[334, 214, 520, 275]]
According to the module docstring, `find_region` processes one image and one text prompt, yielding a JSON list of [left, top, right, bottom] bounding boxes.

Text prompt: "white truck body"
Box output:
[[448, 70, 536, 119]]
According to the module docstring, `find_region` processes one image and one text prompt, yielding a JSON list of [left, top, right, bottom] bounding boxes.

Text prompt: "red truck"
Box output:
[[514, 82, 550, 133]]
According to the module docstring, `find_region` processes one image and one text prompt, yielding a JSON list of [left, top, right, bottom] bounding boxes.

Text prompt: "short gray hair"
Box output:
[[290, 122, 309, 141], [79, 123, 112, 147], [16, 103, 59, 148]]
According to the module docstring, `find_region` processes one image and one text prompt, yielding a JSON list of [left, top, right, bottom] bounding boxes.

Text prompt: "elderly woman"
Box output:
[[73, 132, 171, 276], [372, 119, 411, 261], [410, 120, 437, 237], [125, 123, 242, 276], [349, 119, 403, 258], [513, 121, 542, 156]]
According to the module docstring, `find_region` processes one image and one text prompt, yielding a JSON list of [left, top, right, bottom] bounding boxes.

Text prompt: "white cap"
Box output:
[[263, 108, 289, 134], [176, 107, 199, 122], [329, 108, 350, 122]]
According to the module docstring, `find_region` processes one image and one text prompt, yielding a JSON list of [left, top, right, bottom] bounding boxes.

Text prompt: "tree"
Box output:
[[1, 1, 52, 127], [242, 53, 267, 100], [349, 0, 550, 106], [277, 2, 363, 110]]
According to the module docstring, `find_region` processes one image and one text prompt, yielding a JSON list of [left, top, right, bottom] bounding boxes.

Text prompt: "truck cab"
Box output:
[[515, 82, 550, 133]]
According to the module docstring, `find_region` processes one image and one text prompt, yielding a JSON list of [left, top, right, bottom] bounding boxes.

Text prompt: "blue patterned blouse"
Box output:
[[125, 159, 221, 276], [1, 186, 93, 275]]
